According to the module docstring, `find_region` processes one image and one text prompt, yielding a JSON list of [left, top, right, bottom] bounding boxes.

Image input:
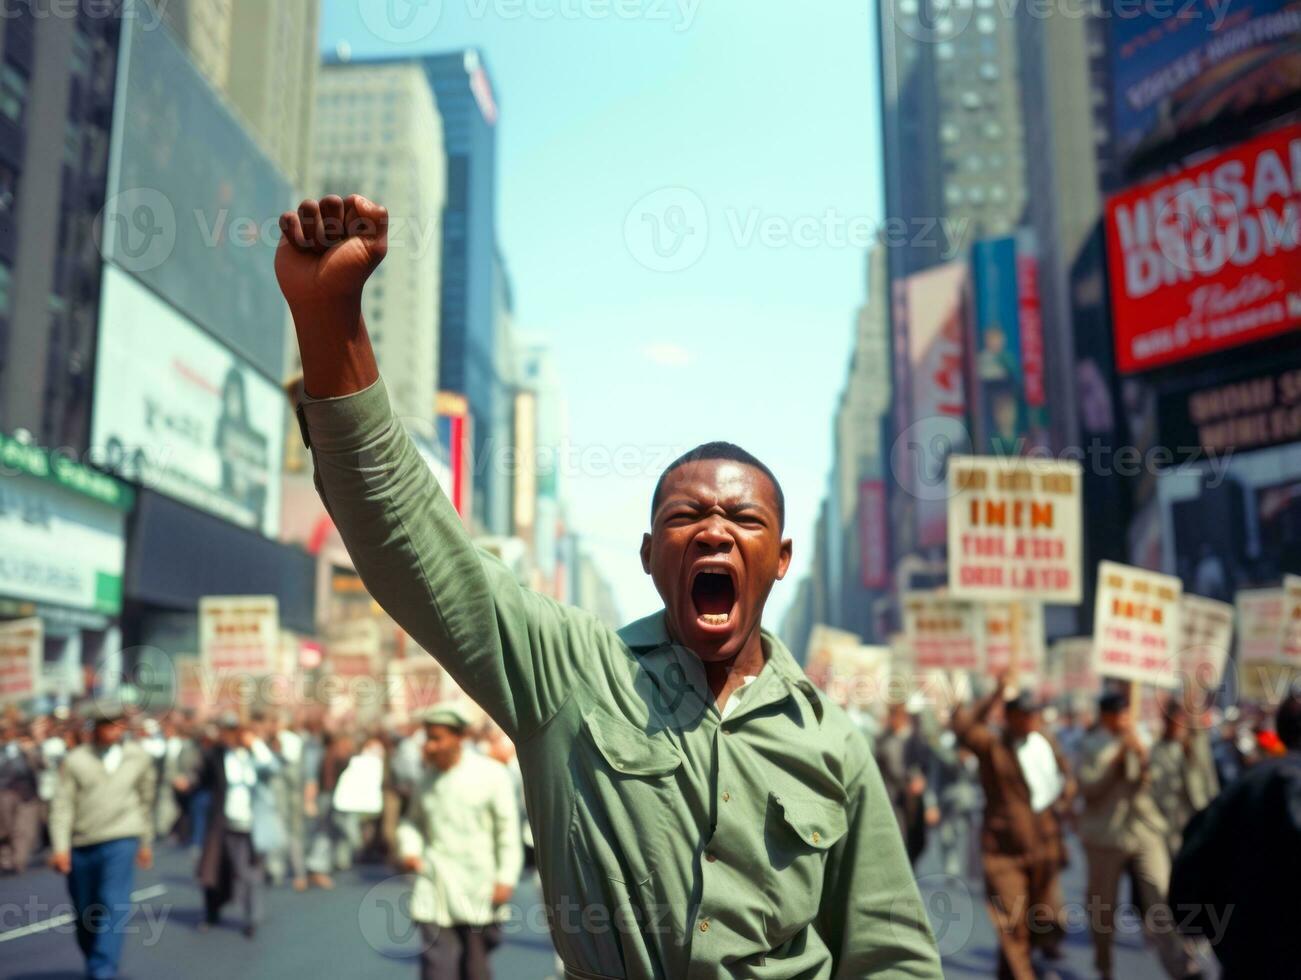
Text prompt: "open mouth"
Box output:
[[690, 567, 737, 629]]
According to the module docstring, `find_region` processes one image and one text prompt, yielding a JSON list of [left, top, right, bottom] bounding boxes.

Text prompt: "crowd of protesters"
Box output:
[[0, 699, 530, 980], [3, 679, 1299, 980], [860, 674, 1301, 980]]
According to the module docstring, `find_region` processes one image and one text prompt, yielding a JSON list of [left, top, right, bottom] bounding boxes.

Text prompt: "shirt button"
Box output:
[[705, 852, 717, 863], [721, 791, 730, 802], [699, 919, 711, 933], [811, 832, 821, 844]]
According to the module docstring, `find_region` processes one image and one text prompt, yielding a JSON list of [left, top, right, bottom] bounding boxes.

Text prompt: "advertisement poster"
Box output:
[[982, 601, 1046, 678], [1092, 562, 1182, 687], [0, 618, 41, 705], [891, 261, 971, 549], [93, 266, 285, 537], [199, 595, 279, 677], [1159, 439, 1301, 602], [1157, 361, 1301, 458], [0, 467, 127, 615], [103, 12, 293, 379], [1110, 0, 1301, 165], [1105, 122, 1301, 374], [947, 455, 1084, 603], [903, 592, 983, 672], [1178, 593, 1236, 689], [971, 236, 1027, 455], [822, 645, 891, 709]]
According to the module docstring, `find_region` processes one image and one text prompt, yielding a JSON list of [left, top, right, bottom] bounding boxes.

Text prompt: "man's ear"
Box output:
[[775, 538, 793, 580], [640, 532, 653, 574]]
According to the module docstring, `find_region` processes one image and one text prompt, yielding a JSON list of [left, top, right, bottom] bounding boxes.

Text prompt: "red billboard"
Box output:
[[1105, 122, 1301, 374]]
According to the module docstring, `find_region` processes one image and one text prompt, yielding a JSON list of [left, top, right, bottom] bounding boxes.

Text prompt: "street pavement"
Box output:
[[0, 838, 1214, 978]]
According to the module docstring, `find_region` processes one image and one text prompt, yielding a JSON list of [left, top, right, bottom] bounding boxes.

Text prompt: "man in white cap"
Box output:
[[398, 704, 523, 980], [49, 702, 156, 980]]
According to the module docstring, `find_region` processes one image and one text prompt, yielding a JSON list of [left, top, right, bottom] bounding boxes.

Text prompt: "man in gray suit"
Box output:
[[1079, 691, 1200, 980]]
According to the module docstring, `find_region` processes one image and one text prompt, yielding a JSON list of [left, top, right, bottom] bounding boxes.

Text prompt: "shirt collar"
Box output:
[[618, 610, 824, 725]]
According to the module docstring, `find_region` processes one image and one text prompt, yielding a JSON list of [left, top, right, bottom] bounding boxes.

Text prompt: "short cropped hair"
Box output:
[[651, 442, 785, 530]]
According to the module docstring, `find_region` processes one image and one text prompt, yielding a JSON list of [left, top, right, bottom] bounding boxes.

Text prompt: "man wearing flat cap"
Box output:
[[1078, 690, 1200, 980], [49, 702, 157, 980], [952, 673, 1073, 980], [397, 703, 523, 979]]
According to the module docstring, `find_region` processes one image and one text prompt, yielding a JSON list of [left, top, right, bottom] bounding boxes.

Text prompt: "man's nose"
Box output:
[[694, 519, 734, 550]]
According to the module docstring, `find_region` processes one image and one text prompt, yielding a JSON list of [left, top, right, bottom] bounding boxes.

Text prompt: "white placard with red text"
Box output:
[[947, 456, 1083, 603], [0, 618, 42, 705], [903, 592, 983, 672], [1235, 588, 1285, 665], [1280, 576, 1301, 667], [982, 601, 1045, 678], [1091, 562, 1181, 688], [1178, 594, 1235, 689], [199, 595, 279, 677]]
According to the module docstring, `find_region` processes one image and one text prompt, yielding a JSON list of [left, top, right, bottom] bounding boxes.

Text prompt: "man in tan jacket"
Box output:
[[952, 675, 1073, 980], [49, 703, 156, 980], [1078, 691, 1200, 980]]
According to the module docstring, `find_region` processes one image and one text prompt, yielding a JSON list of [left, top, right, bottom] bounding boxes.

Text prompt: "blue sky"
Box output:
[[322, 0, 884, 626]]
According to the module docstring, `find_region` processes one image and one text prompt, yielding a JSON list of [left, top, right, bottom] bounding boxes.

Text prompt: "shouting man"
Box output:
[[276, 195, 941, 979]]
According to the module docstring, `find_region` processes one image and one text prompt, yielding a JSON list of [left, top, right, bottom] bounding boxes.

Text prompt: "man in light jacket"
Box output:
[[49, 703, 156, 980], [398, 704, 523, 980], [1078, 691, 1200, 980]]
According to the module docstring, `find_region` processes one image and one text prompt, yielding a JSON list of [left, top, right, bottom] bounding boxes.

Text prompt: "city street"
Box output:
[[0, 838, 1211, 979]]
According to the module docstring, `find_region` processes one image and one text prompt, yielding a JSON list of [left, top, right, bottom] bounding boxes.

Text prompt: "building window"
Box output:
[[0, 62, 28, 123], [940, 122, 960, 143], [977, 15, 996, 33], [64, 121, 81, 166], [945, 186, 962, 205], [968, 186, 986, 204], [0, 261, 11, 318], [937, 42, 954, 60], [70, 29, 92, 76], [961, 91, 981, 109], [984, 121, 1003, 139], [990, 185, 1006, 202], [980, 62, 999, 80]]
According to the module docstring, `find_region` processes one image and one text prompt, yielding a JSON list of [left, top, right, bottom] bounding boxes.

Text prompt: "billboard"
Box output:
[[971, 237, 1026, 454], [1105, 122, 1301, 374], [890, 261, 971, 549], [1109, 0, 1301, 166], [1157, 359, 1301, 457], [102, 12, 293, 380], [92, 265, 285, 537], [1158, 439, 1301, 601]]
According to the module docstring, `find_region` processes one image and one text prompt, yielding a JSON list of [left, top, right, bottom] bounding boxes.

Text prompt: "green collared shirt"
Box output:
[[300, 378, 941, 980]]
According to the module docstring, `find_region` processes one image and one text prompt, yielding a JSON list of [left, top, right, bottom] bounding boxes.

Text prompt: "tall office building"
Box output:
[[878, 0, 1029, 277], [158, 0, 233, 92], [227, 0, 321, 190], [156, 0, 320, 189], [516, 341, 567, 595], [831, 246, 893, 639], [313, 61, 445, 439], [420, 49, 508, 534], [0, 5, 122, 450]]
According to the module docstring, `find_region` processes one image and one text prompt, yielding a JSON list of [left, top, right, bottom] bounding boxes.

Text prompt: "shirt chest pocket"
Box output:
[[763, 791, 849, 943], [568, 708, 682, 879]]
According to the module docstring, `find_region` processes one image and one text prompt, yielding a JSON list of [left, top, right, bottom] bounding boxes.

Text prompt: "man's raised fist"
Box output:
[[275, 194, 388, 313]]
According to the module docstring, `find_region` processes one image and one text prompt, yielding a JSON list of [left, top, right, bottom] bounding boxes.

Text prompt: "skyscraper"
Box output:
[[0, 5, 122, 450], [313, 60, 445, 440]]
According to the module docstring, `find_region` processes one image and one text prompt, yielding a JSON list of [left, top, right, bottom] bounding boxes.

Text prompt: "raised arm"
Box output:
[[276, 196, 592, 741]]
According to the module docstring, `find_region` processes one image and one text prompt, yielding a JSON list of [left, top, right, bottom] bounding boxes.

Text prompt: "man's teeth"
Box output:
[[700, 613, 730, 625]]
